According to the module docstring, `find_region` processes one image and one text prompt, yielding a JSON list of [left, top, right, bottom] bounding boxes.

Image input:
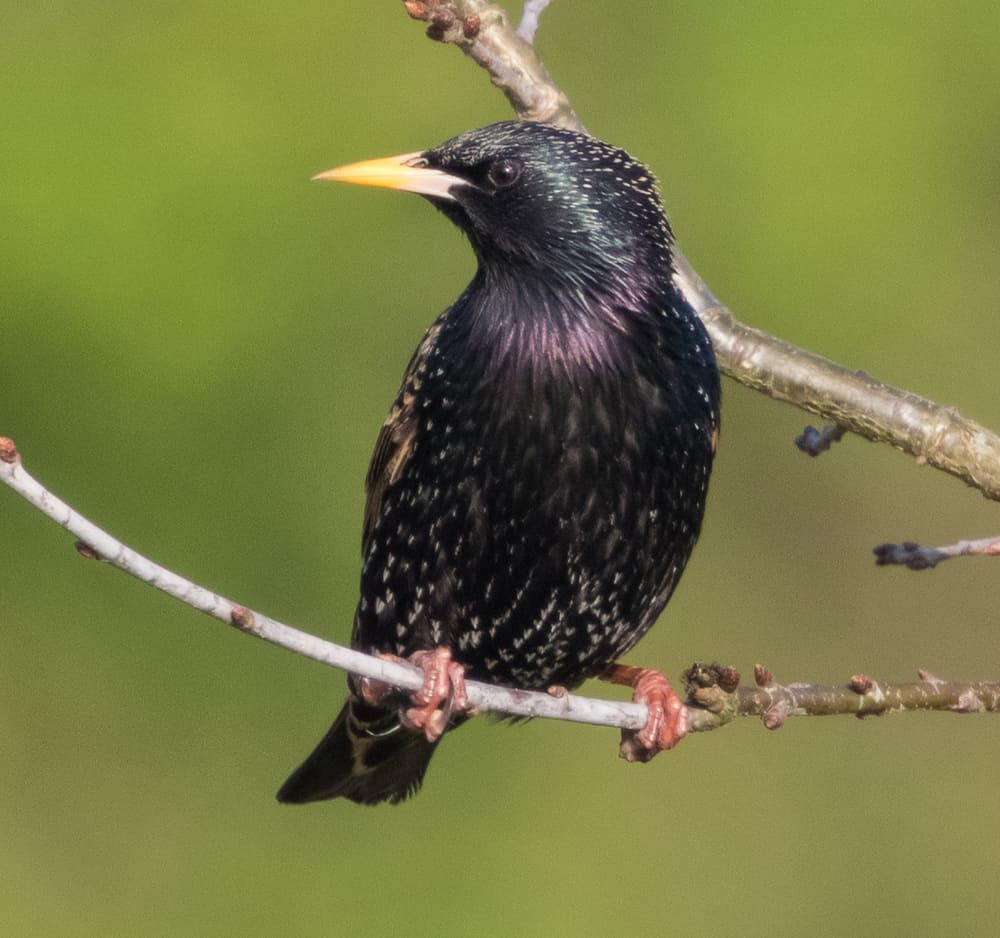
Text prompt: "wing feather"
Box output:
[[362, 321, 443, 553]]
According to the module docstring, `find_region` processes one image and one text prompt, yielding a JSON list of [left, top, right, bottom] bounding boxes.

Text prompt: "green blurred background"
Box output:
[[3, 2, 1000, 934]]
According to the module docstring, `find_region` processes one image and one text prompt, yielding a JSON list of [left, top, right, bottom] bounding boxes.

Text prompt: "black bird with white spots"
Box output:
[[277, 121, 720, 805]]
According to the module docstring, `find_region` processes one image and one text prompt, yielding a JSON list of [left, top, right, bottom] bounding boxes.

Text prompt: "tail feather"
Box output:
[[276, 698, 439, 806]]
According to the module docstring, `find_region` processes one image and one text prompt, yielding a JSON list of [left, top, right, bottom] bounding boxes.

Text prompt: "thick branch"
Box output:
[[402, 0, 1000, 502], [3, 436, 997, 734], [699, 303, 1000, 496]]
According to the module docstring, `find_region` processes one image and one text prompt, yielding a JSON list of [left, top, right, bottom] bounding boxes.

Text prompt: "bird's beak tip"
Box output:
[[310, 151, 458, 201], [311, 152, 427, 187]]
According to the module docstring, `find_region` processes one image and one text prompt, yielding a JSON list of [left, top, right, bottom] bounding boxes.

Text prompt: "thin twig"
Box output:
[[3, 436, 998, 730], [517, 0, 551, 43], [874, 535, 1000, 570], [0, 438, 645, 732], [401, 0, 1000, 502], [405, 0, 580, 128], [731, 671, 1000, 724]]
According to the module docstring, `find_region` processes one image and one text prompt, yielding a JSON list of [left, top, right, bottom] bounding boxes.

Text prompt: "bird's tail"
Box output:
[[276, 695, 439, 806]]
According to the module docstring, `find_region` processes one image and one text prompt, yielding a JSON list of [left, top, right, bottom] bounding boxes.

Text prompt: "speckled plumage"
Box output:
[[277, 121, 720, 805]]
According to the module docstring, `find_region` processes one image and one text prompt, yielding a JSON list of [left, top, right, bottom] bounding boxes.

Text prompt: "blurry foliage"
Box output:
[[2, 2, 999, 935]]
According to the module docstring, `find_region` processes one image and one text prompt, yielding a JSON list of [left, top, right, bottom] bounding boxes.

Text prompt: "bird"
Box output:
[[277, 120, 720, 805]]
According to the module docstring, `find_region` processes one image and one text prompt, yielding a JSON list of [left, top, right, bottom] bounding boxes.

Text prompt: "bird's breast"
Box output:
[[356, 295, 718, 689]]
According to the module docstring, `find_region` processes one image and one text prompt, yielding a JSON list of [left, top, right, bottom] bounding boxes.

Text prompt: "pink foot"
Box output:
[[601, 664, 688, 763], [400, 648, 469, 742]]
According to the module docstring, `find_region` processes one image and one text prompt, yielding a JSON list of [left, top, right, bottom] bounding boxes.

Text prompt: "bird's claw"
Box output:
[[400, 648, 468, 743], [619, 668, 688, 763]]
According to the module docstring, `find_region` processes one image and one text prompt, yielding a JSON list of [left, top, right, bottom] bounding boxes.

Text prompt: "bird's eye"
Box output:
[[486, 158, 523, 189]]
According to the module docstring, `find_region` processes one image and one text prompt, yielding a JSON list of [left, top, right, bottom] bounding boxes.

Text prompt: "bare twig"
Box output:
[[874, 535, 1000, 570], [401, 0, 1000, 502], [404, 0, 580, 128], [0, 437, 645, 732], [697, 303, 1000, 497], [728, 668, 1000, 725], [3, 437, 998, 733], [516, 0, 551, 43]]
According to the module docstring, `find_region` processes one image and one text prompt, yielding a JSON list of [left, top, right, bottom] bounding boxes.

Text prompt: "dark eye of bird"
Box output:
[[486, 158, 523, 189]]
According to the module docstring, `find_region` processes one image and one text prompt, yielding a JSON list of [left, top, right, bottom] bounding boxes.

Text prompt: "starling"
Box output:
[[277, 120, 720, 805]]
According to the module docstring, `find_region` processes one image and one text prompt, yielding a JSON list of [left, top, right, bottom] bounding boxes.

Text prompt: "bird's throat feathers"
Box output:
[[456, 255, 687, 379]]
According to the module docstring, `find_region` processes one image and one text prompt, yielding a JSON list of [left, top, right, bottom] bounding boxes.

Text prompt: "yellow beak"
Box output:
[[313, 151, 460, 202]]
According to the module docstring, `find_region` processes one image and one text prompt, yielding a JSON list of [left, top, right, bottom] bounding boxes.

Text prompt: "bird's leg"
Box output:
[[358, 649, 469, 742], [400, 648, 469, 743], [599, 663, 689, 762]]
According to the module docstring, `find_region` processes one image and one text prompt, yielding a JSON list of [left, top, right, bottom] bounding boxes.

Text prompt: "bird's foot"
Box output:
[[399, 648, 469, 743], [601, 663, 688, 763]]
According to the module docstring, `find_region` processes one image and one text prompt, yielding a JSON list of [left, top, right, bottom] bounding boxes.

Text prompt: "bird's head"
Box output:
[[315, 121, 675, 296]]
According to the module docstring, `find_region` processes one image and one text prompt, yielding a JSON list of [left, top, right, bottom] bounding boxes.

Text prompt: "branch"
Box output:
[[733, 665, 1000, 724], [0, 438, 644, 731], [404, 0, 580, 128], [4, 5, 998, 765], [402, 0, 1000, 502], [874, 534, 1000, 570], [4, 437, 998, 735]]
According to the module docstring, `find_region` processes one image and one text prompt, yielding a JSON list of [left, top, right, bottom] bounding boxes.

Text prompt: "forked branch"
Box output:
[[403, 0, 1000, 502]]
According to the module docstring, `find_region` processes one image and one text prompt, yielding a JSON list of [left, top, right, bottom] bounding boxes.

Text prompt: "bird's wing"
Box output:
[[362, 320, 442, 553]]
